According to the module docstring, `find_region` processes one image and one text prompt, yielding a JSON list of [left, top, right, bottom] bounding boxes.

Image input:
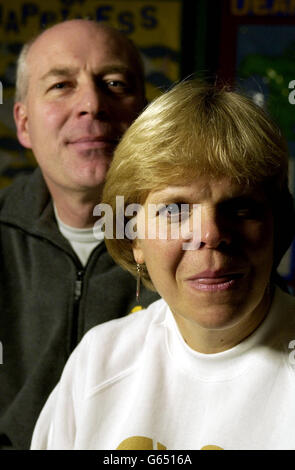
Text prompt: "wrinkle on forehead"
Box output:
[[145, 177, 262, 206], [24, 19, 144, 98], [27, 20, 136, 65]]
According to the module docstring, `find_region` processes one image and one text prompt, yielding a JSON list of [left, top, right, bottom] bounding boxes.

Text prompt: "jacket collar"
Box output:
[[0, 168, 74, 252]]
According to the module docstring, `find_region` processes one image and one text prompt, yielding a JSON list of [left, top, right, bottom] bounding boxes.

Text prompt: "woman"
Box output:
[[31, 80, 295, 450]]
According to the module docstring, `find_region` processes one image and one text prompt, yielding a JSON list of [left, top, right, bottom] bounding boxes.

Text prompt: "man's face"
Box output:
[[14, 21, 145, 196]]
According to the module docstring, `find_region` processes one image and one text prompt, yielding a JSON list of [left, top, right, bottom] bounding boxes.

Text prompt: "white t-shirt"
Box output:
[[54, 207, 103, 266], [31, 287, 295, 450]]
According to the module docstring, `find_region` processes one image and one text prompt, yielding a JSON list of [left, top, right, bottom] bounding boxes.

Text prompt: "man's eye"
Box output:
[[108, 80, 124, 87], [49, 81, 72, 91], [105, 79, 130, 93]]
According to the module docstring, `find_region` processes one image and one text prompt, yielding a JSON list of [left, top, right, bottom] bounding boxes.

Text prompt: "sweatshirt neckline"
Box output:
[[164, 288, 282, 382]]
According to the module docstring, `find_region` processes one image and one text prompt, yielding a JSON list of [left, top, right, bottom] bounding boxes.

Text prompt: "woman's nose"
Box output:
[[200, 207, 232, 249]]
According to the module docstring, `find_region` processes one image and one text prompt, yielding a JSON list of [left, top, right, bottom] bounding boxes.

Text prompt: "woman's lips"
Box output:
[[186, 271, 245, 292]]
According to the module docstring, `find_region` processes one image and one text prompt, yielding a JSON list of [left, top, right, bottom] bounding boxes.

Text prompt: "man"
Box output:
[[0, 19, 158, 450]]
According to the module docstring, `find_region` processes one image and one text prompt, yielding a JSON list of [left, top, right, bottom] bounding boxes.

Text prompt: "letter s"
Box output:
[[141, 6, 157, 29]]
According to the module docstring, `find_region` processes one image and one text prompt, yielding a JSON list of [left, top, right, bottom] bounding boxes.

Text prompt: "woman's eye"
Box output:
[[229, 205, 264, 220], [221, 197, 266, 221], [236, 209, 252, 218], [157, 203, 190, 222]]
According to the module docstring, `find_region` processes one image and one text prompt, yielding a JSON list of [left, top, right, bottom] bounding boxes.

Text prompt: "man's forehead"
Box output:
[[28, 38, 133, 86], [27, 22, 133, 66], [24, 20, 144, 96]]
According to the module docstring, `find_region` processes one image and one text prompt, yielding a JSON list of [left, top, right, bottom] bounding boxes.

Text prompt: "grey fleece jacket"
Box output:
[[0, 168, 158, 449]]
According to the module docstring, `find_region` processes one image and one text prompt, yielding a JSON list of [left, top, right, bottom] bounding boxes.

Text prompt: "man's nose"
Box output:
[[76, 81, 108, 119], [200, 208, 232, 249]]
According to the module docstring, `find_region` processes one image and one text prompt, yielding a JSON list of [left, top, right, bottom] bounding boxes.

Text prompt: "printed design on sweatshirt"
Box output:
[[117, 436, 166, 450], [116, 436, 224, 450], [129, 306, 143, 314], [201, 445, 223, 450]]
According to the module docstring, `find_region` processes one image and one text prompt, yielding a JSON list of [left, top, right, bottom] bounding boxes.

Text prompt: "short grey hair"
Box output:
[[14, 36, 38, 102]]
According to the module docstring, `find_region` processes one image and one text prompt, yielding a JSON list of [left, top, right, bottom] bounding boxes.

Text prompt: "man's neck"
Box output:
[[54, 198, 98, 228], [47, 179, 102, 229]]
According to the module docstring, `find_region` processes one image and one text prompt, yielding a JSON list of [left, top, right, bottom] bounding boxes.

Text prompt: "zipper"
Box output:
[[70, 269, 85, 352], [70, 243, 105, 352], [74, 270, 84, 301]]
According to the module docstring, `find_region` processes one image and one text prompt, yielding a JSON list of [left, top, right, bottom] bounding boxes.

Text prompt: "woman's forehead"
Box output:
[[144, 177, 267, 204]]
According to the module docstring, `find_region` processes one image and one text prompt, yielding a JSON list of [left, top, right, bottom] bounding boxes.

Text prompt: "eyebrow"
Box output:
[[148, 193, 194, 205], [219, 195, 267, 207], [98, 65, 131, 75], [40, 67, 79, 81], [40, 64, 133, 82], [148, 187, 266, 205]]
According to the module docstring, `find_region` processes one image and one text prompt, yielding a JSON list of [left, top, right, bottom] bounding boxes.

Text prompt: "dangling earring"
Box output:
[[136, 263, 143, 303]]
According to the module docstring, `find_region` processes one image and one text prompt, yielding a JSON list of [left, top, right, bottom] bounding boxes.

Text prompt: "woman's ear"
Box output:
[[132, 240, 145, 265]]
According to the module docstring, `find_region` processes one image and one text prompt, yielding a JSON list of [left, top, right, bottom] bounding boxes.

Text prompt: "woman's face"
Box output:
[[133, 177, 274, 335]]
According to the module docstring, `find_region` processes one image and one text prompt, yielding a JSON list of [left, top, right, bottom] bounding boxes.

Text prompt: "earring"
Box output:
[[136, 263, 143, 303]]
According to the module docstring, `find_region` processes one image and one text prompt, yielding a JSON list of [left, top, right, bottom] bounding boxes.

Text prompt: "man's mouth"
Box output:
[[67, 136, 118, 151]]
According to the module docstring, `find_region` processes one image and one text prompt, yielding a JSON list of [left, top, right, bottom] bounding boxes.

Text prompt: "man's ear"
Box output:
[[13, 102, 32, 149]]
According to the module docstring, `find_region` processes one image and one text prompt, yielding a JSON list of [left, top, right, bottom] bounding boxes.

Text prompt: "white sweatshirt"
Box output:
[[31, 287, 295, 450]]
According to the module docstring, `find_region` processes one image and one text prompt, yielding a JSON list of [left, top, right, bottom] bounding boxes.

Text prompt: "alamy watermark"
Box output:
[[93, 196, 202, 250], [288, 80, 295, 104], [0, 341, 3, 365], [288, 340, 295, 365]]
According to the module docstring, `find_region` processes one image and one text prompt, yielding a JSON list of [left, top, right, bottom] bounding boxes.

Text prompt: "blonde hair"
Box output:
[[103, 79, 295, 289]]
